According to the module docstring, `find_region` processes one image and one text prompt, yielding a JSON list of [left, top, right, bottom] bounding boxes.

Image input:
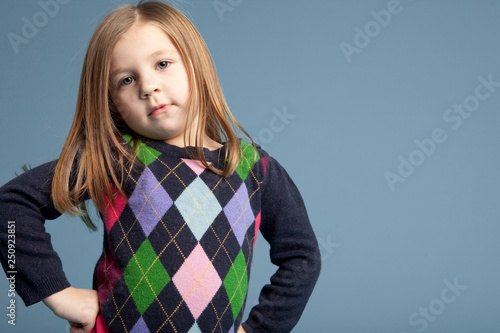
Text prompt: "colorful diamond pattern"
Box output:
[[98, 138, 262, 332], [142, 283, 195, 332], [223, 249, 248, 320], [130, 317, 149, 333], [261, 156, 268, 176], [253, 212, 261, 248], [182, 158, 210, 176], [102, 184, 128, 234], [96, 243, 123, 305], [124, 239, 170, 315], [188, 322, 202, 333], [224, 182, 255, 246], [175, 177, 222, 241], [234, 140, 260, 181], [129, 167, 172, 236], [173, 243, 222, 320], [123, 134, 162, 166]]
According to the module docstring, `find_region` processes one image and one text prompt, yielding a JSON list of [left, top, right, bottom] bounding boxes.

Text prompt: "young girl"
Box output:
[[0, 1, 320, 332]]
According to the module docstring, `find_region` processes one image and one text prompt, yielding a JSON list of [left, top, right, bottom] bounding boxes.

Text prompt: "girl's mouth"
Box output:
[[149, 104, 171, 116]]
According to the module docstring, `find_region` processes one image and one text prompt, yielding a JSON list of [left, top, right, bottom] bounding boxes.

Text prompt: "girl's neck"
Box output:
[[164, 134, 222, 151]]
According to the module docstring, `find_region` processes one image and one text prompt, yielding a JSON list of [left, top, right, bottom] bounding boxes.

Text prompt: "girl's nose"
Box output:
[[140, 76, 160, 99]]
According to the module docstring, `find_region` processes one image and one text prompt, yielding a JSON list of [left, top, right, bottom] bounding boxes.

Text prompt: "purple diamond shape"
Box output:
[[130, 316, 149, 333], [223, 182, 255, 245], [129, 167, 172, 236]]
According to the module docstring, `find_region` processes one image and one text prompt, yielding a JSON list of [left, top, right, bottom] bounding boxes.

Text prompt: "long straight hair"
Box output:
[[51, 1, 255, 222]]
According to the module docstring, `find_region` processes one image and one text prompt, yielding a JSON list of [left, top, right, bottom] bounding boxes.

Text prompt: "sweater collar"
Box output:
[[122, 134, 228, 163]]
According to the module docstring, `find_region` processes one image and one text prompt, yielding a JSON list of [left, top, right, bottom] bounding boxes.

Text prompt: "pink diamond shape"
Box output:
[[103, 184, 127, 234], [172, 244, 222, 319], [253, 212, 261, 248], [182, 158, 210, 176], [261, 156, 268, 176], [96, 243, 123, 305]]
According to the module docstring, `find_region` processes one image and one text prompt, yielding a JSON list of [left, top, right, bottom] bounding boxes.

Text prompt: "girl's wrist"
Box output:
[[42, 286, 73, 312]]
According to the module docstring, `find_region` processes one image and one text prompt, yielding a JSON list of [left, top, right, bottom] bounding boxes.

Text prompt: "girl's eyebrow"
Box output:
[[150, 49, 177, 58], [110, 49, 177, 78]]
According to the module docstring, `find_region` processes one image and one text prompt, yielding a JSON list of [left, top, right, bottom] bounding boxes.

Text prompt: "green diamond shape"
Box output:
[[124, 239, 170, 314], [123, 134, 161, 166], [233, 140, 260, 181], [223, 249, 249, 320]]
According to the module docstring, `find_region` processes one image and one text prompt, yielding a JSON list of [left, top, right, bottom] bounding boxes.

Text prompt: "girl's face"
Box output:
[[109, 22, 192, 145]]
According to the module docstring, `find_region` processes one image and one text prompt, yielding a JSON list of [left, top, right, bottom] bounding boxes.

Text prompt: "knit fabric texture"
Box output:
[[0, 136, 321, 333], [94, 136, 264, 332]]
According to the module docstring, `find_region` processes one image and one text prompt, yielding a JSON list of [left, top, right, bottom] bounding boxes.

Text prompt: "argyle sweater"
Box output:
[[0, 137, 321, 333]]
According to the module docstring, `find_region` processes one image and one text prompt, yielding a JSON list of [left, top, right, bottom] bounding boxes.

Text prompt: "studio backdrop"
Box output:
[[1, 0, 499, 332]]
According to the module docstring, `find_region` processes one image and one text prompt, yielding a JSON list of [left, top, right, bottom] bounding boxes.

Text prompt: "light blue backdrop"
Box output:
[[1, 0, 499, 332]]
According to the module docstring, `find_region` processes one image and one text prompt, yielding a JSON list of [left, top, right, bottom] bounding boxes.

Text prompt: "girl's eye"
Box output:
[[121, 77, 135, 86], [157, 61, 170, 69]]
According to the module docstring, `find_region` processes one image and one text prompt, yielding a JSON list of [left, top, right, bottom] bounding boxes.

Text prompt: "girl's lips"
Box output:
[[149, 104, 172, 116]]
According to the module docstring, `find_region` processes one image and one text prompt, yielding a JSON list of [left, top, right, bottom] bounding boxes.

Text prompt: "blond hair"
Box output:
[[52, 1, 254, 224]]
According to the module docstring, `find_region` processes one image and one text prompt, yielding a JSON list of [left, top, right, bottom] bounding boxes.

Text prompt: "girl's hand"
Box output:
[[237, 326, 247, 333], [43, 287, 99, 333]]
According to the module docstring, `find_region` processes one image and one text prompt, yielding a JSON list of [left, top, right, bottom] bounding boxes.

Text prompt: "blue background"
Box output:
[[1, 0, 500, 332]]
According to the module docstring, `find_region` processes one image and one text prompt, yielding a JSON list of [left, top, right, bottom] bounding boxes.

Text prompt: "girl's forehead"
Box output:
[[120, 22, 171, 43], [109, 22, 185, 76], [112, 23, 178, 57]]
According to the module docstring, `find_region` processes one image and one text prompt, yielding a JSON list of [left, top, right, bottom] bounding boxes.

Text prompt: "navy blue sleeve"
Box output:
[[0, 160, 71, 306], [243, 156, 321, 333]]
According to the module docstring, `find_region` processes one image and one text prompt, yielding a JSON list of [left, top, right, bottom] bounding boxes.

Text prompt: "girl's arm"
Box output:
[[0, 160, 98, 330], [43, 287, 98, 333], [0, 160, 71, 304], [242, 156, 321, 333]]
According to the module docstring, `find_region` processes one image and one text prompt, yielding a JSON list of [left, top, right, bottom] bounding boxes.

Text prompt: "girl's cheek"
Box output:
[[112, 100, 127, 119], [118, 107, 129, 120]]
